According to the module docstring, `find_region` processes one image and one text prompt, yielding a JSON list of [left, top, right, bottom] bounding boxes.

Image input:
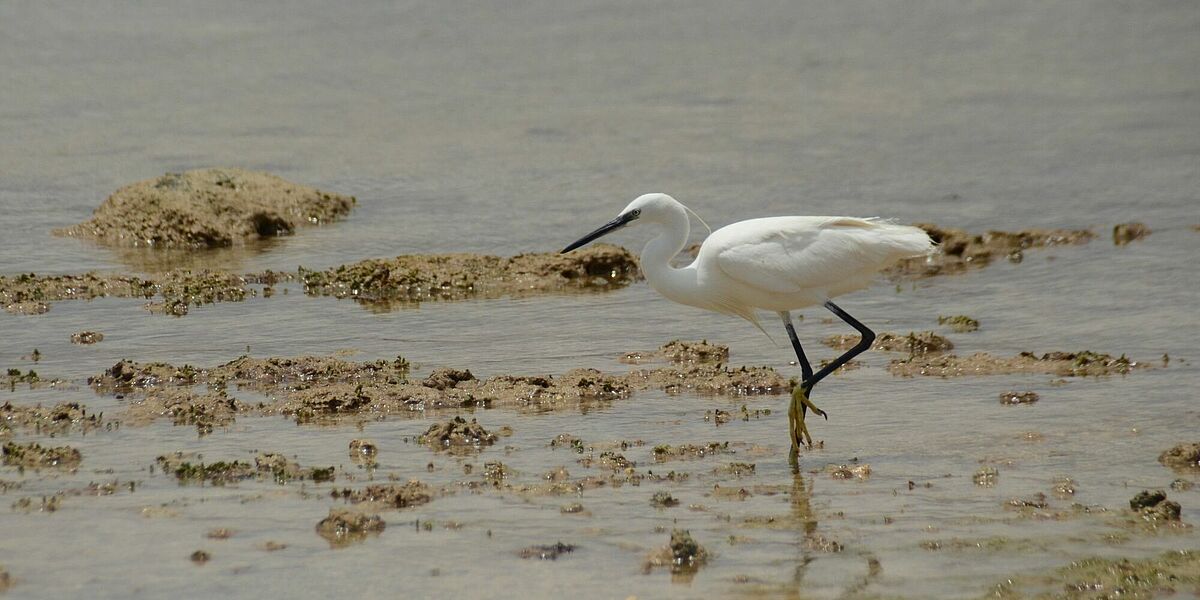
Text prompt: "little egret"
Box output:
[[562, 193, 934, 453]]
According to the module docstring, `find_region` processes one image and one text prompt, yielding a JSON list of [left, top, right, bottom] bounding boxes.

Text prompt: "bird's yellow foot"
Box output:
[[788, 386, 827, 450]]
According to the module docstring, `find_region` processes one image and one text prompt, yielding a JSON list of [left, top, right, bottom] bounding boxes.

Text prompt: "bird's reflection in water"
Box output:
[[787, 471, 884, 597], [112, 238, 281, 274], [790, 471, 818, 590]]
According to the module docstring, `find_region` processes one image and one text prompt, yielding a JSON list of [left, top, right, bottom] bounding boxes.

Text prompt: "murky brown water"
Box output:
[[2, 1, 1198, 598]]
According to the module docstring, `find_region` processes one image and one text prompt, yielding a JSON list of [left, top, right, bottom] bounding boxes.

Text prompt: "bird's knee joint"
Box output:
[[860, 330, 876, 348]]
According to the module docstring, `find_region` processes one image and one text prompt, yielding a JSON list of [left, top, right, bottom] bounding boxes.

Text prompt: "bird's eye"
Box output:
[[630, 209, 641, 218]]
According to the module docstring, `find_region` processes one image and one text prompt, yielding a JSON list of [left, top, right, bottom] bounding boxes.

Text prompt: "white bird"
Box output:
[[562, 193, 934, 453]]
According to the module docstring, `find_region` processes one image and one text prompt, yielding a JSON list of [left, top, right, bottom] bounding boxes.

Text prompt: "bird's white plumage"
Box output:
[[569, 193, 933, 327], [562, 193, 934, 449], [704, 216, 933, 307]]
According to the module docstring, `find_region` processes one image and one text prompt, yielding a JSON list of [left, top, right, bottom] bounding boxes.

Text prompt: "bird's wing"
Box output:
[[709, 216, 908, 295]]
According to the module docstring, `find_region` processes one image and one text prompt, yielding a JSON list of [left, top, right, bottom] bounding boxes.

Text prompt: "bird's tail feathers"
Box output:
[[877, 223, 936, 259]]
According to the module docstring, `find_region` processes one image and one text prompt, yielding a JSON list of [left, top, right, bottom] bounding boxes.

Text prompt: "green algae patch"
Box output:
[[297, 243, 639, 307], [155, 451, 336, 486], [158, 456, 255, 486], [988, 550, 1200, 599], [938, 314, 980, 332], [2, 441, 82, 469], [55, 168, 354, 248]]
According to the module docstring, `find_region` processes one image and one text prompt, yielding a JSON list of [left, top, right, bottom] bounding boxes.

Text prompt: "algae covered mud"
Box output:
[[2, 1, 1200, 599]]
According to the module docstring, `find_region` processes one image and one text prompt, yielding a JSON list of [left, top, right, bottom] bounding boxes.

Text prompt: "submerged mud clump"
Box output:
[[518, 542, 577, 560], [888, 223, 1094, 278], [890, 350, 1141, 377], [124, 389, 251, 435], [652, 442, 732, 462], [70, 331, 104, 345], [0, 270, 251, 316], [1113, 222, 1152, 245], [340, 480, 433, 509], [419, 417, 497, 450], [89, 360, 201, 395], [1128, 490, 1177, 517], [92, 355, 409, 398], [991, 550, 1200, 599], [937, 315, 979, 333], [55, 168, 355, 248], [824, 331, 953, 355], [0, 402, 105, 436], [630, 363, 788, 396], [315, 508, 385, 548], [255, 453, 335, 484], [644, 530, 709, 574], [348, 439, 378, 464], [1158, 443, 1200, 472], [2, 441, 82, 469], [421, 368, 476, 390], [973, 467, 999, 487], [297, 243, 639, 307], [156, 453, 255, 485], [620, 340, 729, 365], [999, 391, 1040, 405], [96, 351, 788, 424], [155, 451, 334, 485], [209, 355, 411, 389]]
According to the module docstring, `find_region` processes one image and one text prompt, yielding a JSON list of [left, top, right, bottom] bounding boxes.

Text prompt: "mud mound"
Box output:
[[55, 168, 354, 248], [297, 243, 640, 306]]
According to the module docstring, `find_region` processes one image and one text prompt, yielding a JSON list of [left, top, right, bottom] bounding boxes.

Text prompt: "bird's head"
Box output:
[[561, 193, 683, 253]]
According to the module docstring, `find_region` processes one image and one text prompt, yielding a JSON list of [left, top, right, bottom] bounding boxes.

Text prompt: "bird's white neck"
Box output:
[[639, 209, 702, 308]]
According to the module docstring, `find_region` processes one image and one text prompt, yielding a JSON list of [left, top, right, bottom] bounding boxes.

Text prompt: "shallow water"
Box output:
[[2, 1, 1198, 598]]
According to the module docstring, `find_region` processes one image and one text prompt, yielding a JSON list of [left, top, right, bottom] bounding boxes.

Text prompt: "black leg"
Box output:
[[804, 300, 875, 391], [779, 312, 817, 429], [781, 317, 814, 383]]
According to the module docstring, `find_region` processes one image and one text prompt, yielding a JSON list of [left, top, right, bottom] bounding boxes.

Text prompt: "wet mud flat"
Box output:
[[2, 318, 1195, 599], [0, 244, 637, 316], [85, 341, 788, 430], [2, 218, 1197, 599], [2, 219, 1140, 318]]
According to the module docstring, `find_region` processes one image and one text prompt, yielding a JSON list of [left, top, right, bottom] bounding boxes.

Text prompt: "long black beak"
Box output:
[[561, 212, 637, 253]]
